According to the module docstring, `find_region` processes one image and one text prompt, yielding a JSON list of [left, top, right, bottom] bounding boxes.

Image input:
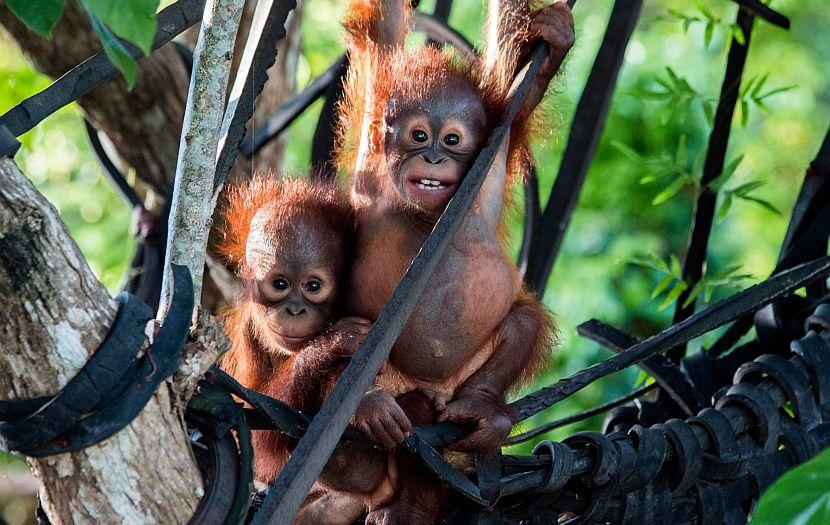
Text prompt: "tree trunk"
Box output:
[[0, 157, 204, 525]]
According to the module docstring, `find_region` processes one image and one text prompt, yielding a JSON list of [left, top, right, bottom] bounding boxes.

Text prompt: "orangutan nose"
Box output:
[[286, 302, 307, 316], [422, 152, 446, 164]]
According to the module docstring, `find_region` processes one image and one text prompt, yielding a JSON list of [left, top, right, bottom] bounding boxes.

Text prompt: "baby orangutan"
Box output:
[[218, 175, 372, 484]]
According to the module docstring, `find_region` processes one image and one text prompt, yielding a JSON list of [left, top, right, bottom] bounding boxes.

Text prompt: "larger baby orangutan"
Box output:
[[326, 0, 575, 522]]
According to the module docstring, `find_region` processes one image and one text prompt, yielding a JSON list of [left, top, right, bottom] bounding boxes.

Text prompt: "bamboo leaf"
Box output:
[[653, 274, 676, 298], [717, 194, 733, 223], [659, 281, 688, 311], [652, 176, 687, 205]]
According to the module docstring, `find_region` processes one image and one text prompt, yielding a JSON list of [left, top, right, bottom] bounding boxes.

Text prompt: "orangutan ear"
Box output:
[[368, 121, 383, 152]]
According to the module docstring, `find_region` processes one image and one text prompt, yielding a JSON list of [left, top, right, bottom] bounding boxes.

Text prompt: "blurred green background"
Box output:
[[1, 0, 828, 523]]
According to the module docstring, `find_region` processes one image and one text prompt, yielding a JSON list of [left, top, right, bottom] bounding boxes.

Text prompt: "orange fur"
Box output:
[[217, 173, 353, 274], [336, 0, 541, 200]]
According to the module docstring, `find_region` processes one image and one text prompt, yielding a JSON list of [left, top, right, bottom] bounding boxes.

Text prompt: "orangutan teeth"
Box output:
[[415, 179, 447, 191]]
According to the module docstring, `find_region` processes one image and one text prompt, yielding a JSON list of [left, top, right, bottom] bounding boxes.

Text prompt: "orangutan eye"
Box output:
[[305, 280, 322, 293], [443, 133, 460, 146], [273, 278, 289, 291], [411, 129, 429, 143]]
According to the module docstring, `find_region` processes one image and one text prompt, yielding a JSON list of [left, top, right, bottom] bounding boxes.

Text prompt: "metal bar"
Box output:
[[517, 161, 540, 276], [310, 55, 350, 181], [213, 0, 298, 194], [577, 319, 706, 414], [668, 10, 754, 361], [83, 120, 143, 209], [505, 384, 656, 445], [0, 0, 206, 138], [240, 54, 345, 158], [523, 0, 642, 294], [412, 12, 476, 62], [729, 0, 789, 28], [425, 0, 452, 46], [254, 43, 552, 525], [512, 257, 830, 421], [706, 120, 830, 358]]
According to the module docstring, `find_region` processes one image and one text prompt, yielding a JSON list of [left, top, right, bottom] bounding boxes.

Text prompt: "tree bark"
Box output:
[[0, 158, 204, 524]]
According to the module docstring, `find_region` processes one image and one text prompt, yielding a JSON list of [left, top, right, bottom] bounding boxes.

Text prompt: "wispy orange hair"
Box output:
[[217, 173, 354, 273]]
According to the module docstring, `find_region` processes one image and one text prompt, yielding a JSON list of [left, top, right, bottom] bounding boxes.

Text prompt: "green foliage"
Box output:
[[5, 0, 160, 87], [614, 135, 701, 204], [641, 67, 715, 124], [85, 0, 159, 54], [5, 0, 65, 35], [667, 0, 741, 48], [751, 448, 830, 525], [738, 74, 798, 127], [627, 254, 752, 311]]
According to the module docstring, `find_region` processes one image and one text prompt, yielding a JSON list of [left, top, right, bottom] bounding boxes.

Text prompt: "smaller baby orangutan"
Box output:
[[218, 174, 372, 484]]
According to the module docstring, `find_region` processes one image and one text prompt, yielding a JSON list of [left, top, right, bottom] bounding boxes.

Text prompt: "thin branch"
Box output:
[[159, 0, 246, 313]]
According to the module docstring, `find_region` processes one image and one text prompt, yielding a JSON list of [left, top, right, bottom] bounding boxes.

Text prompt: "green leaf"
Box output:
[[723, 154, 744, 181], [675, 135, 688, 166], [740, 196, 782, 215], [717, 194, 733, 223], [659, 281, 688, 311], [682, 282, 704, 308], [751, 448, 830, 525], [731, 180, 766, 196], [669, 254, 682, 276], [731, 24, 746, 45], [652, 274, 676, 299], [703, 22, 714, 48], [6, 0, 66, 36], [88, 13, 137, 88], [751, 74, 769, 98], [703, 284, 715, 303], [693, 0, 714, 20], [702, 100, 715, 124], [758, 85, 799, 101], [85, 0, 160, 54], [741, 99, 750, 127], [611, 141, 645, 163], [652, 176, 687, 205]]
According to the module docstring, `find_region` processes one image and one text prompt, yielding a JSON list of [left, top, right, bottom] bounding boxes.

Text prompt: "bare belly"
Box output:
[[349, 214, 518, 398]]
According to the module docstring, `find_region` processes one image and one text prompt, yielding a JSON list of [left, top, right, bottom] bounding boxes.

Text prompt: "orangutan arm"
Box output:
[[438, 292, 556, 453]]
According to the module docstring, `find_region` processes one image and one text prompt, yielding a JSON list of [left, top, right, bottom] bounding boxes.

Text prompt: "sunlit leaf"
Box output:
[[682, 282, 704, 308], [740, 196, 782, 215], [652, 176, 687, 205], [659, 281, 688, 311], [652, 274, 675, 298], [717, 194, 733, 223], [85, 0, 160, 54], [670, 254, 682, 276], [751, 448, 830, 525]]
